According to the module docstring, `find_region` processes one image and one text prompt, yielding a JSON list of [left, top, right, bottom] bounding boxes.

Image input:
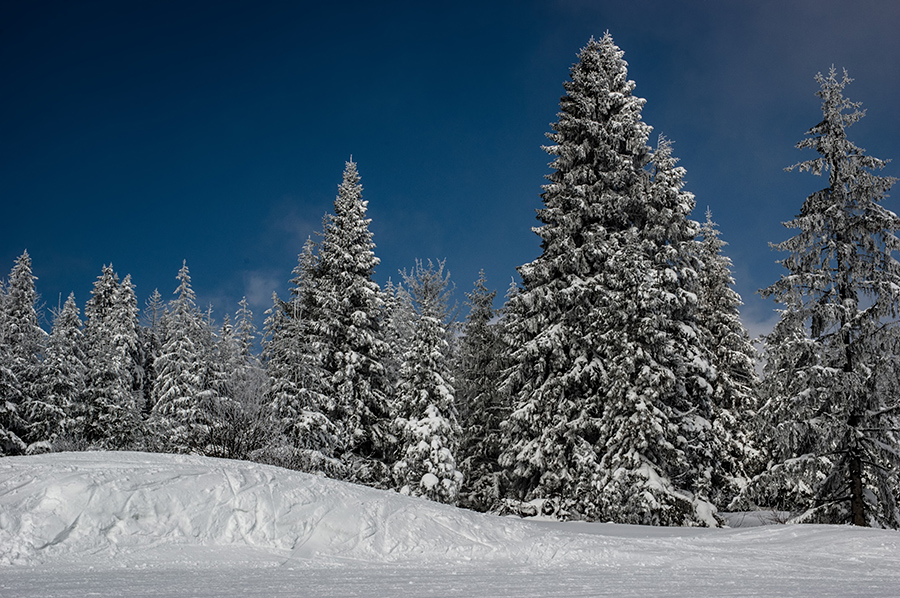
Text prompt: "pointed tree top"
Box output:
[[10, 249, 37, 288], [173, 260, 196, 309]]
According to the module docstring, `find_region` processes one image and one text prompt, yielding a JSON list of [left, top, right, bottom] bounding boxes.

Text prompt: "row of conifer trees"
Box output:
[[3, 33, 899, 527]]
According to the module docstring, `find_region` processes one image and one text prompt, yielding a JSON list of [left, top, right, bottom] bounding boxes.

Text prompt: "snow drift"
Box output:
[[0, 451, 610, 567], [2, 452, 900, 597]]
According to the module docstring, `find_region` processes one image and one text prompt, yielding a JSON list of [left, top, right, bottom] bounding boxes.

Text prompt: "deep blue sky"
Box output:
[[3, 0, 899, 338]]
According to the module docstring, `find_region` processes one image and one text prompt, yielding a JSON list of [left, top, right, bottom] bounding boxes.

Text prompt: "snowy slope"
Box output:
[[1, 452, 899, 597]]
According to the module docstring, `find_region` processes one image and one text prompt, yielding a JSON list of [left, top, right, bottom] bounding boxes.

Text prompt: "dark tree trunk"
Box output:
[[837, 240, 866, 527], [847, 414, 866, 526]]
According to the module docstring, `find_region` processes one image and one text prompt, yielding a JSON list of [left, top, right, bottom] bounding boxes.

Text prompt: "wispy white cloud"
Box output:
[[242, 270, 283, 311], [264, 196, 325, 257]]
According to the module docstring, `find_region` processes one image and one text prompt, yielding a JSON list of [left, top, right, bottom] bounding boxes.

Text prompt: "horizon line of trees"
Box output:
[[2, 34, 899, 529]]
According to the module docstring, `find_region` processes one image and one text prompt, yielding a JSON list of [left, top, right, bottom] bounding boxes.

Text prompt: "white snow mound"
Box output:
[[0, 451, 609, 567], [2, 451, 900, 598]]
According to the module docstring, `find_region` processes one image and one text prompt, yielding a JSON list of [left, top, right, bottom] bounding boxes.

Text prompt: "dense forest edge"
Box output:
[[3, 34, 899, 529]]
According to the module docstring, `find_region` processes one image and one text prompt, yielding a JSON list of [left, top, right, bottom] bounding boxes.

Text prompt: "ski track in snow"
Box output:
[[1, 452, 899, 597]]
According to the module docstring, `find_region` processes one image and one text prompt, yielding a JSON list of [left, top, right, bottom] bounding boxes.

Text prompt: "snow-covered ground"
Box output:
[[1, 452, 898, 597]]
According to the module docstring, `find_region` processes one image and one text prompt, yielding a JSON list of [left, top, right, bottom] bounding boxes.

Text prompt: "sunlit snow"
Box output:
[[1, 452, 898, 597]]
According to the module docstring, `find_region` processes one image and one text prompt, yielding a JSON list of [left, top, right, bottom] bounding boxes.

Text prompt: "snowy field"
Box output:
[[1, 452, 899, 597]]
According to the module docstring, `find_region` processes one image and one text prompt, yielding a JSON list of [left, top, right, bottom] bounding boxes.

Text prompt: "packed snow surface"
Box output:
[[2, 452, 899, 597]]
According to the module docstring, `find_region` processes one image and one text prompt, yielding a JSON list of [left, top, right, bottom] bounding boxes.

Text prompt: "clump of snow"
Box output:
[[1, 452, 900, 597], [420, 472, 439, 490]]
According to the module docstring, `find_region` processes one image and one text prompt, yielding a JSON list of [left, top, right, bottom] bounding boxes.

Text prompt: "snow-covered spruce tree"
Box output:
[[0, 359, 26, 456], [743, 68, 900, 528], [139, 288, 166, 417], [696, 209, 762, 506], [379, 277, 412, 466], [34, 293, 87, 449], [0, 282, 26, 455], [392, 259, 463, 504], [78, 266, 142, 449], [234, 296, 257, 360], [382, 277, 413, 388], [227, 297, 266, 408], [500, 36, 719, 525], [118, 275, 146, 411], [149, 261, 208, 453], [206, 299, 268, 460], [205, 313, 239, 457], [261, 236, 342, 471], [195, 303, 227, 452], [313, 160, 392, 479], [592, 136, 719, 525], [260, 286, 341, 475], [0, 251, 45, 453], [455, 270, 509, 511]]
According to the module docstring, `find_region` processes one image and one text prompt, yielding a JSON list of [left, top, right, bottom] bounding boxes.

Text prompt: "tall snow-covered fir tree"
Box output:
[[194, 303, 226, 450], [455, 270, 509, 512], [267, 235, 324, 413], [261, 286, 341, 474], [313, 160, 391, 474], [234, 296, 257, 361], [139, 288, 167, 417], [149, 261, 208, 453], [0, 348, 26, 456], [696, 209, 762, 506], [500, 36, 719, 525], [34, 293, 87, 448], [744, 68, 900, 528], [118, 274, 146, 410], [78, 266, 142, 449], [382, 277, 413, 388], [0, 252, 44, 454], [226, 296, 265, 414], [392, 259, 463, 504]]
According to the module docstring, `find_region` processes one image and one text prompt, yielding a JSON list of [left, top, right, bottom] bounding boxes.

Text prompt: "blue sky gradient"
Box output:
[[3, 0, 899, 338]]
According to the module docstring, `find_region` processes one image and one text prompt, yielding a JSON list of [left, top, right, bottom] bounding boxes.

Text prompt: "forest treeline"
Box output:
[[3, 34, 899, 528]]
